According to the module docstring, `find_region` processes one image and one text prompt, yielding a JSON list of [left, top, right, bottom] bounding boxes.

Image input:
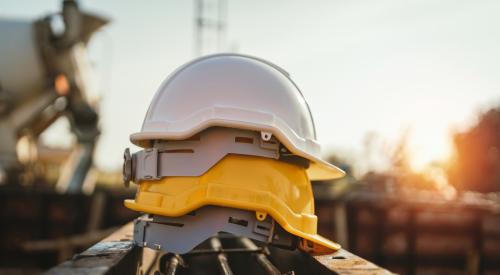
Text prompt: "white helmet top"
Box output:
[[131, 53, 344, 180]]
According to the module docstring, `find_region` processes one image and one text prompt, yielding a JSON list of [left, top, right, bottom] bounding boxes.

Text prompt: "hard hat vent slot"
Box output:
[[228, 217, 249, 227], [256, 224, 270, 231], [262, 140, 277, 145], [154, 221, 185, 228], [162, 149, 194, 154], [235, 137, 254, 144]]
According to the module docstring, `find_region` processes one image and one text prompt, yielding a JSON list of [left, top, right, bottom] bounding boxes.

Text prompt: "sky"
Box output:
[[1, 0, 500, 175]]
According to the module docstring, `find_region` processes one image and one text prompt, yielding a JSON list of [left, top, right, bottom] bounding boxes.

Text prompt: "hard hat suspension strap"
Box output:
[[124, 128, 293, 185], [133, 206, 298, 254]]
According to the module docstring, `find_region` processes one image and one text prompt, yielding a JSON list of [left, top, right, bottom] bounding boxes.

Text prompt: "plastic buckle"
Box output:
[[259, 134, 279, 158], [135, 148, 160, 181]]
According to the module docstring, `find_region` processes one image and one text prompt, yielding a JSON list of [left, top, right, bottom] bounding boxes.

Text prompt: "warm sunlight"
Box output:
[[407, 126, 454, 171]]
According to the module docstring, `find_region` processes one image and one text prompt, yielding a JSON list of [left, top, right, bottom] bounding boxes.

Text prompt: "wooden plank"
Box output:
[[46, 221, 394, 275], [44, 223, 138, 275], [22, 227, 118, 263], [315, 249, 395, 275]]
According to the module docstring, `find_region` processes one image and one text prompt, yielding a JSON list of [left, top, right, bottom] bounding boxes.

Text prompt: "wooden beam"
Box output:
[[45, 222, 394, 275], [44, 223, 138, 275]]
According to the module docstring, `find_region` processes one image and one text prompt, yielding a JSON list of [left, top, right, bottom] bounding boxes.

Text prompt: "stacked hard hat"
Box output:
[[123, 54, 345, 255]]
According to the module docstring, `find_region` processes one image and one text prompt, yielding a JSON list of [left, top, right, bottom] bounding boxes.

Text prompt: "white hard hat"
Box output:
[[130, 53, 344, 180]]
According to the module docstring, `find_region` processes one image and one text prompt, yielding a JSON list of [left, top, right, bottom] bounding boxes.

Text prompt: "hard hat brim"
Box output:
[[130, 106, 345, 181]]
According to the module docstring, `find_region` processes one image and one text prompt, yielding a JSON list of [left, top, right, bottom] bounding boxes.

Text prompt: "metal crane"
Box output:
[[0, 0, 108, 193]]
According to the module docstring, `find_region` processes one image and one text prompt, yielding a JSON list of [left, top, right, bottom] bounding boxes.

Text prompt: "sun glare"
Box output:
[[405, 123, 454, 172]]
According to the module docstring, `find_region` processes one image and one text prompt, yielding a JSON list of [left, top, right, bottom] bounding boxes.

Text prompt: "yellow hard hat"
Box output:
[[125, 153, 340, 255]]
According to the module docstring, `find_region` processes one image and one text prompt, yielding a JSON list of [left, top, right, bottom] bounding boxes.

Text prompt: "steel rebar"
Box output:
[[210, 237, 234, 275], [187, 247, 263, 255], [239, 237, 281, 275], [165, 255, 181, 275]]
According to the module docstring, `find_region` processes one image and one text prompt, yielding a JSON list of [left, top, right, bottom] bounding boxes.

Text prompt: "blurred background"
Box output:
[[0, 0, 499, 274]]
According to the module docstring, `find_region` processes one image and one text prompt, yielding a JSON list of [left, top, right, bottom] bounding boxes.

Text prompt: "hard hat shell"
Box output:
[[124, 154, 341, 255], [130, 54, 344, 180]]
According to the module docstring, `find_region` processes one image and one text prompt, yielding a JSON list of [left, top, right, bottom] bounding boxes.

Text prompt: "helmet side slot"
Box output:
[[256, 224, 270, 231], [152, 221, 185, 228], [162, 149, 194, 154], [228, 217, 249, 227], [234, 136, 254, 144]]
